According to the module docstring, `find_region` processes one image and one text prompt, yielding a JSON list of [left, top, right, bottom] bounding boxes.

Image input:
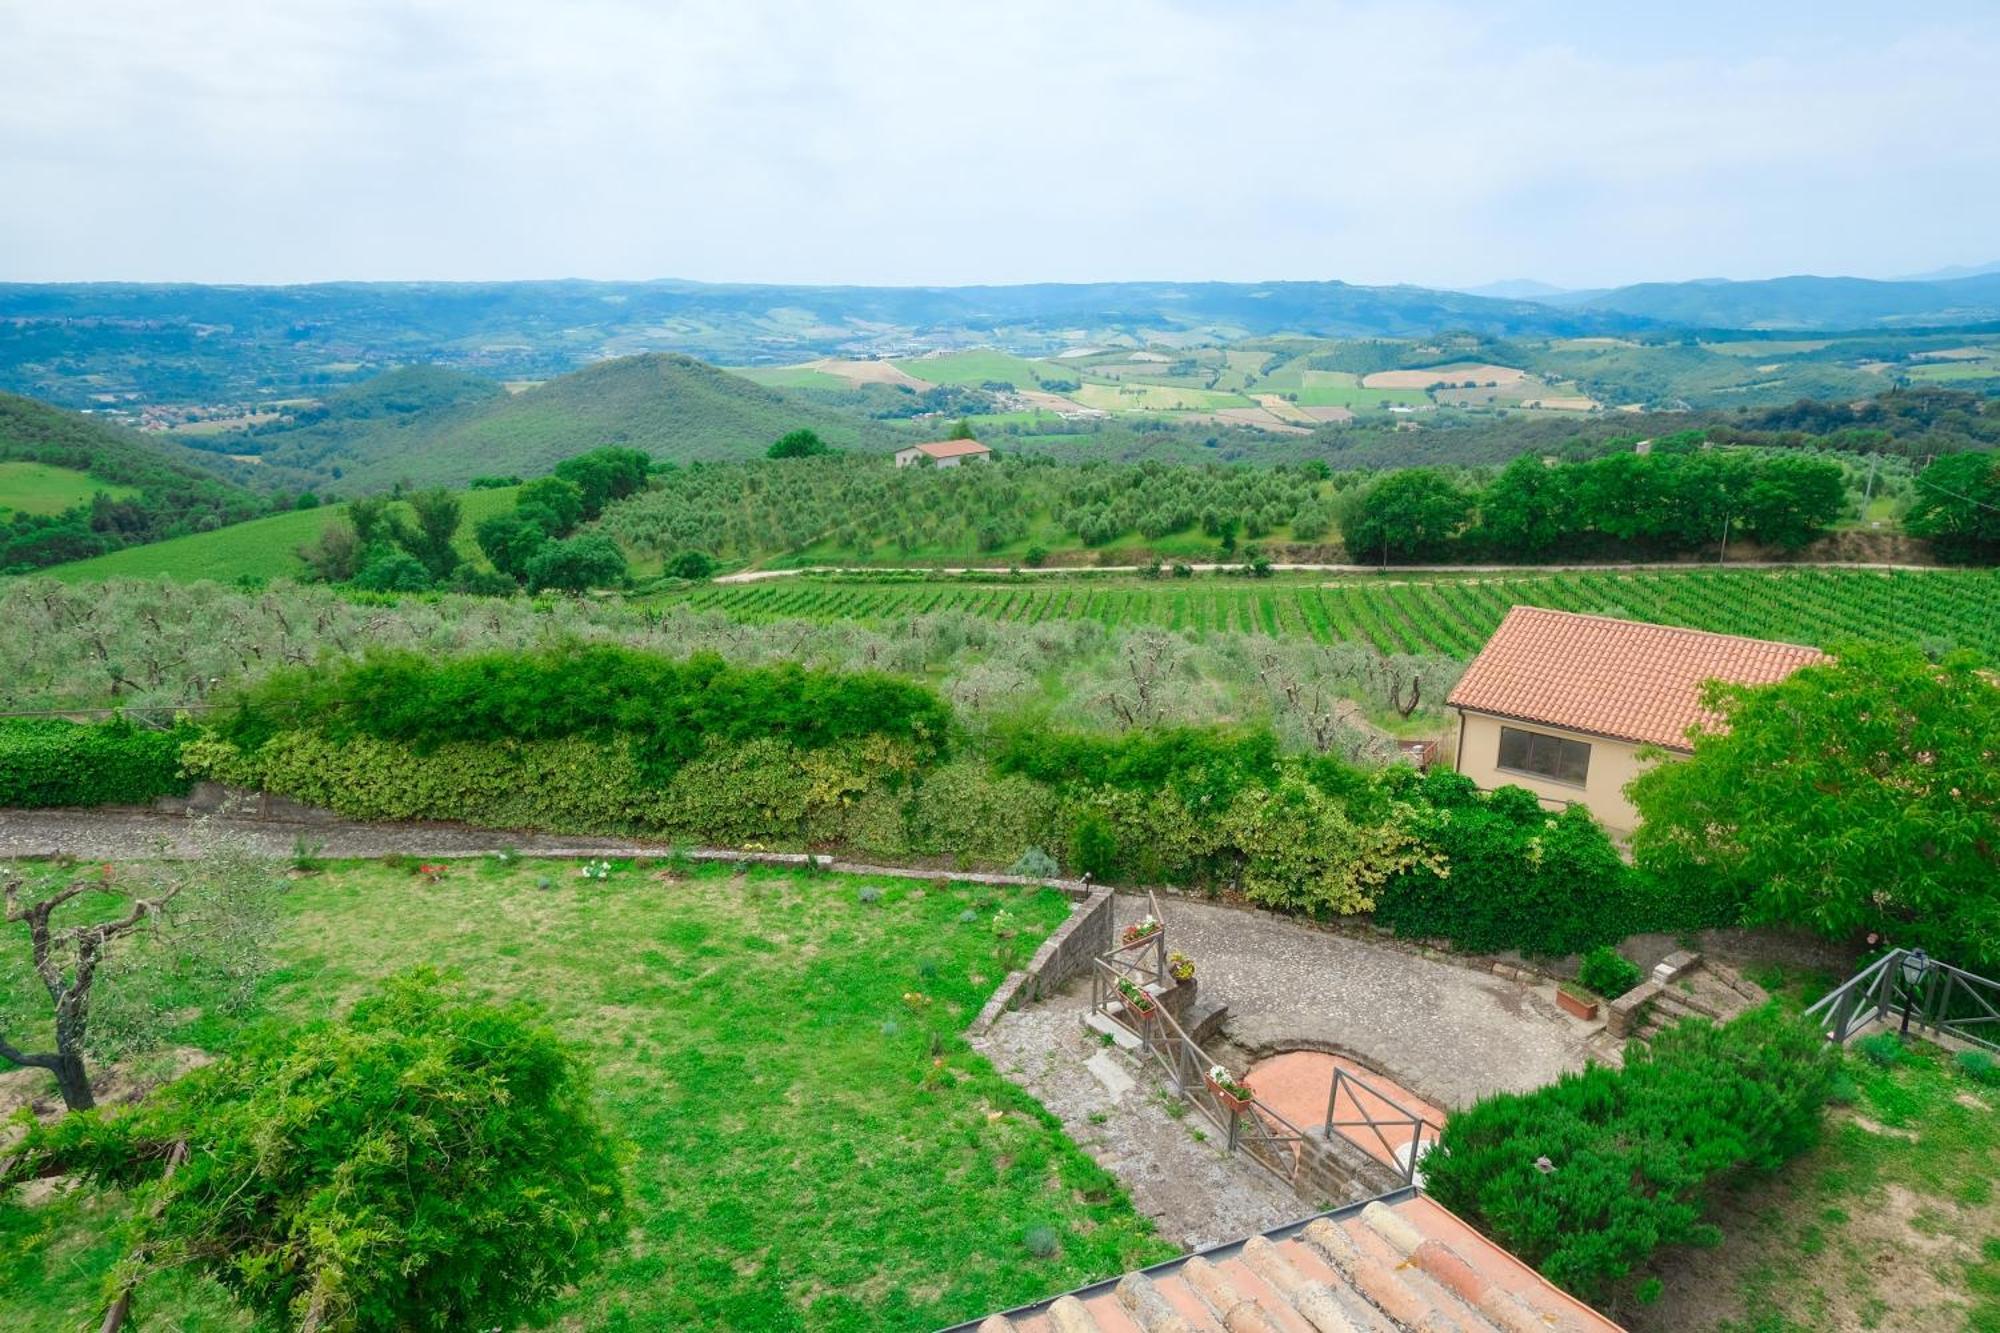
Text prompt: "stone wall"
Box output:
[[972, 887, 1114, 1031], [1239, 1125, 1401, 1212]]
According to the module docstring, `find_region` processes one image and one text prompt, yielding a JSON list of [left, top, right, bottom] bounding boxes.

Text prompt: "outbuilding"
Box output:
[[894, 439, 992, 468], [1447, 606, 1824, 832]]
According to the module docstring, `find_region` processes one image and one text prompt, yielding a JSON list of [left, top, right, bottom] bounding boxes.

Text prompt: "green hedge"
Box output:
[[220, 645, 952, 782], [1370, 770, 1638, 957], [0, 717, 192, 808], [1424, 1005, 1834, 1300]]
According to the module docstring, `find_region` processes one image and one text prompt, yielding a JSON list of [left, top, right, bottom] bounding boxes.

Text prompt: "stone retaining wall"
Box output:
[[1290, 1130, 1404, 1212], [971, 887, 1114, 1031]]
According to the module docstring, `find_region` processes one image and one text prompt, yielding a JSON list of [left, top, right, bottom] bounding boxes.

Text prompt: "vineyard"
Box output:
[[667, 567, 2000, 660]]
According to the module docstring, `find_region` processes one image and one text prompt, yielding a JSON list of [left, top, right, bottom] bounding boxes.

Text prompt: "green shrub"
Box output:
[[1067, 809, 1121, 881], [0, 717, 193, 808], [221, 645, 952, 784], [0, 969, 626, 1332], [1578, 946, 1645, 1000], [1372, 771, 1633, 956], [1955, 1049, 2000, 1086], [1855, 1032, 1904, 1068], [1008, 847, 1060, 879], [1424, 1004, 1834, 1300]]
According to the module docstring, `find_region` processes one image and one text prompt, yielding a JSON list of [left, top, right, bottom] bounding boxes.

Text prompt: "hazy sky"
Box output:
[[4, 1, 1998, 289]]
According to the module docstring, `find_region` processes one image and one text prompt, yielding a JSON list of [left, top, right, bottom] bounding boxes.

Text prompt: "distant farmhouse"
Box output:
[[895, 439, 991, 468], [1448, 607, 1824, 831]]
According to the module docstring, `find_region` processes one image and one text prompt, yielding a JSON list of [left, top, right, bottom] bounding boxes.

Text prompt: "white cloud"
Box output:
[[2, 0, 1996, 286]]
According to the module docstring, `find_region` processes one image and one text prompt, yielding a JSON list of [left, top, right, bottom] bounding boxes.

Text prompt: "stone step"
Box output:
[[1085, 1010, 1145, 1051]]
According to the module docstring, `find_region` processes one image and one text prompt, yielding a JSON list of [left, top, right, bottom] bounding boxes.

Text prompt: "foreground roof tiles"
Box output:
[[1448, 605, 1826, 751]]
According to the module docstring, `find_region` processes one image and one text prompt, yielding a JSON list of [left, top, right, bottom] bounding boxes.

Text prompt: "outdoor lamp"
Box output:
[[1898, 948, 1930, 1039]]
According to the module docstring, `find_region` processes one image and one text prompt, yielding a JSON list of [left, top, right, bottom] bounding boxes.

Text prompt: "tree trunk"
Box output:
[[53, 1051, 94, 1112]]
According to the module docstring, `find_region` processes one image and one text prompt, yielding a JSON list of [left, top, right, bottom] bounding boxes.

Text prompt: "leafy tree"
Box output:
[[525, 534, 628, 592], [555, 446, 652, 519], [296, 518, 363, 583], [1477, 455, 1574, 557], [663, 549, 716, 580], [767, 428, 832, 460], [947, 418, 977, 441], [345, 494, 392, 550], [1904, 450, 2000, 560], [515, 476, 586, 538], [473, 510, 550, 581], [396, 488, 463, 580], [3, 969, 627, 1332], [293, 491, 320, 510], [351, 548, 433, 592], [1341, 468, 1472, 562], [1737, 454, 1847, 550], [1630, 644, 2000, 967]]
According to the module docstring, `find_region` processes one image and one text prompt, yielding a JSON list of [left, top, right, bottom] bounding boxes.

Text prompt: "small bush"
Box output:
[[1067, 810, 1121, 881], [1022, 1224, 1060, 1259], [1856, 1032, 1905, 1068], [0, 717, 193, 808], [1007, 846, 1060, 879], [1956, 1049, 2000, 1086], [1578, 946, 1644, 1000]]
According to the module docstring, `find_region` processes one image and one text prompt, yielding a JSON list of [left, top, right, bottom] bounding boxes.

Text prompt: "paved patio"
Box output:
[[1118, 892, 1601, 1110]]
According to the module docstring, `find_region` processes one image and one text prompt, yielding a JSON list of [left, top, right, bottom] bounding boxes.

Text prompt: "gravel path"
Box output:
[[1120, 892, 1599, 1110]]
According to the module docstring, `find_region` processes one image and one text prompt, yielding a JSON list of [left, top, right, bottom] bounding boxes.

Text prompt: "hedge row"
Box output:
[[1424, 1005, 1834, 1300], [0, 718, 193, 808]]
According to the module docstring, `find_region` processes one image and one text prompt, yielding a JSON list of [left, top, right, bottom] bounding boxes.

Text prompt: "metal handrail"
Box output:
[[1804, 948, 2000, 1053], [1323, 1066, 1442, 1185]]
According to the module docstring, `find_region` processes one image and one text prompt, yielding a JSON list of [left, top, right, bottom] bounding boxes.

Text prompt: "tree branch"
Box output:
[[0, 1030, 60, 1072]]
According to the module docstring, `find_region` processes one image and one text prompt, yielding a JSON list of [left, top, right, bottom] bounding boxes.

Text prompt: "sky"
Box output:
[[4, 0, 1998, 290]]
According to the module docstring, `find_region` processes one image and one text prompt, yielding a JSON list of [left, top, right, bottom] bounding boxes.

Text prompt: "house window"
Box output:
[[1497, 726, 1591, 787]]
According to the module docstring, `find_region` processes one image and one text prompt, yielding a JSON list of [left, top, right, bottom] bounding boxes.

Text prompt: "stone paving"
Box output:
[[0, 807, 663, 861], [1117, 892, 1600, 1110]]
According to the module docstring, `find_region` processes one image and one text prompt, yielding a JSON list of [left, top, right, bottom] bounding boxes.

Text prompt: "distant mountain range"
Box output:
[[4, 267, 2000, 407]]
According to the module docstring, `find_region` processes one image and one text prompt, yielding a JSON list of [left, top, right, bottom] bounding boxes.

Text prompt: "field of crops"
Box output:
[[669, 567, 2000, 659]]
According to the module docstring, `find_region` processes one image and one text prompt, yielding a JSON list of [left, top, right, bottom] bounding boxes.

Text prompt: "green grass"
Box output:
[[663, 567, 2000, 661], [0, 461, 140, 516], [1641, 1039, 2000, 1332], [890, 351, 1060, 389], [732, 365, 854, 391], [40, 486, 522, 583], [0, 858, 1170, 1331]]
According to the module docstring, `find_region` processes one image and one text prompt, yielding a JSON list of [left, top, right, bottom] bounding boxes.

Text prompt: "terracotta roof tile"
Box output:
[[1447, 606, 1826, 751], [904, 439, 991, 459]]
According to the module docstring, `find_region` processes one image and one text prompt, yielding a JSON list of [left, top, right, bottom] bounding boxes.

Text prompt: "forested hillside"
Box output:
[[0, 393, 268, 571], [226, 355, 911, 493]]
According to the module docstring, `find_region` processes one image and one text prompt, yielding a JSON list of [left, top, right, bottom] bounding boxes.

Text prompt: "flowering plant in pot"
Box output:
[[1122, 915, 1161, 946], [1115, 977, 1158, 1021], [1167, 951, 1195, 984], [1205, 1064, 1254, 1114]]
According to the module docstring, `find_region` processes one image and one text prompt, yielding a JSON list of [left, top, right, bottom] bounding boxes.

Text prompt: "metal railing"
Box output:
[[1804, 949, 2000, 1053], [1323, 1066, 1444, 1184]]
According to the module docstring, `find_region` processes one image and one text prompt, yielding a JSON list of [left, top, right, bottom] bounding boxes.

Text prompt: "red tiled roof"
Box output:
[[1447, 606, 1826, 751], [904, 439, 991, 459]]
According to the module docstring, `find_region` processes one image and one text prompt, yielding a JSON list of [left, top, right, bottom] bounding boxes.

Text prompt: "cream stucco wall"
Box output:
[[1453, 711, 1674, 833]]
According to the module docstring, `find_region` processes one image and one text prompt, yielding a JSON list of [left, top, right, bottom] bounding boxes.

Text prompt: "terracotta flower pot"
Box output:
[[1206, 1077, 1253, 1115], [1557, 988, 1600, 1020]]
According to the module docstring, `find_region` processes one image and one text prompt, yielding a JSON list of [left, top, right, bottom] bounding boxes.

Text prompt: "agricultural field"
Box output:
[[0, 858, 1169, 1330], [0, 460, 138, 515], [668, 567, 2000, 661], [41, 484, 521, 584]]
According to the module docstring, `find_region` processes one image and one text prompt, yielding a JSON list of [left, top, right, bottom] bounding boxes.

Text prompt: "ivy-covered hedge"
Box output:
[[220, 645, 953, 781], [1424, 1005, 1834, 1300], [0, 717, 192, 808], [1371, 770, 1640, 956]]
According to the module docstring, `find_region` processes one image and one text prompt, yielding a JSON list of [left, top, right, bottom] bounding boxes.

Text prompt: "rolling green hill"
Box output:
[[0, 460, 139, 515], [43, 485, 522, 584], [0, 393, 269, 571], [234, 355, 909, 494]]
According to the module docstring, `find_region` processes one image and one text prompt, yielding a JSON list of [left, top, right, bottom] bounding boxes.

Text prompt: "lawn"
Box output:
[[41, 485, 521, 583], [0, 460, 138, 516], [0, 858, 1170, 1331], [1633, 1035, 2000, 1332]]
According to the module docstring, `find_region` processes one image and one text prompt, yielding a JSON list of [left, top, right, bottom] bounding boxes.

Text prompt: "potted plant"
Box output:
[[1205, 1064, 1254, 1115], [1167, 951, 1195, 984], [1556, 981, 1600, 1021], [1116, 977, 1158, 1023], [1122, 914, 1162, 946]]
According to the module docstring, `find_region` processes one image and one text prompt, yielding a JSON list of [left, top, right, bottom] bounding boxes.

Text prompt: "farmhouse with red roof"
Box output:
[[1448, 606, 1826, 831], [894, 438, 991, 467]]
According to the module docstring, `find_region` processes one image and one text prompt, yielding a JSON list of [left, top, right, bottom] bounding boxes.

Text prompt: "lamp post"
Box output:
[[1898, 948, 1931, 1040]]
